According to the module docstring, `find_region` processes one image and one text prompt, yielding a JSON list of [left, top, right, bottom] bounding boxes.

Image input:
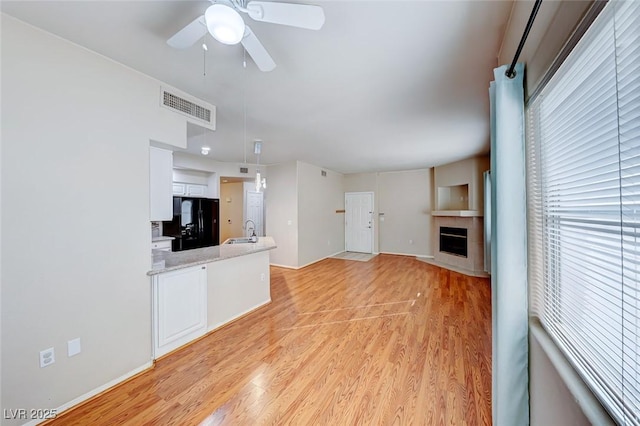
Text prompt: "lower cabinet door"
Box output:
[[153, 265, 207, 358]]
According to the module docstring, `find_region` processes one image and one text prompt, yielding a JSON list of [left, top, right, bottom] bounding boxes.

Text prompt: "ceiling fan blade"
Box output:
[[241, 26, 276, 72], [167, 15, 207, 49], [246, 1, 325, 30]]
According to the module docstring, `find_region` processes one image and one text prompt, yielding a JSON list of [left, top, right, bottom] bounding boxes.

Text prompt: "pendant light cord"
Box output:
[[243, 49, 247, 164]]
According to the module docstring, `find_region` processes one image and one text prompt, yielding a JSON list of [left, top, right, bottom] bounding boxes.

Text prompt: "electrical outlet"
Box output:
[[39, 347, 55, 368], [409, 239, 414, 245], [260, 273, 266, 282], [68, 338, 81, 357], [328, 240, 331, 246]]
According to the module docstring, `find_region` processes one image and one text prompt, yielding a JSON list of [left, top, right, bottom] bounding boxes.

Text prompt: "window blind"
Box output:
[[527, 1, 640, 424]]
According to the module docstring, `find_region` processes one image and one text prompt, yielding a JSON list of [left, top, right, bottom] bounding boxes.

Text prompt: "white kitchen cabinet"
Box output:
[[150, 147, 173, 221], [172, 183, 186, 196], [186, 184, 206, 197], [151, 240, 172, 251], [152, 265, 207, 358], [172, 183, 207, 197]]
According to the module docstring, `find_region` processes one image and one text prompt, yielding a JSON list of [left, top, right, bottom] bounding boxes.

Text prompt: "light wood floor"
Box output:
[[51, 254, 492, 425]]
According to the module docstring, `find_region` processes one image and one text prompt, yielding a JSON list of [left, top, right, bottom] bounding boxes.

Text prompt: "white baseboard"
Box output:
[[270, 251, 344, 270], [25, 362, 154, 426], [415, 257, 489, 278], [298, 251, 344, 269], [269, 262, 298, 270], [207, 299, 271, 333], [416, 255, 435, 260], [380, 251, 431, 258]]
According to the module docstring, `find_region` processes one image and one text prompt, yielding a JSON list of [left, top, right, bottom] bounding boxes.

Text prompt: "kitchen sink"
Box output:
[[225, 237, 255, 244]]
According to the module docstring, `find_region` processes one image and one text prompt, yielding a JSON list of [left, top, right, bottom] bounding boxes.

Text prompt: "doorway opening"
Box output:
[[219, 177, 264, 243]]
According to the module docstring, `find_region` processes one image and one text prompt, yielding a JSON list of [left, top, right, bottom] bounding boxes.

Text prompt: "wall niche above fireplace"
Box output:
[[437, 184, 469, 210], [431, 156, 489, 217]]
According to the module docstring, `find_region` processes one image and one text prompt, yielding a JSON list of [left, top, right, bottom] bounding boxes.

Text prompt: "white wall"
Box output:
[[344, 170, 433, 256], [207, 251, 270, 331], [529, 336, 590, 426], [265, 162, 298, 267], [1, 15, 190, 423], [378, 170, 432, 257], [0, 21, 3, 416], [297, 162, 344, 267]]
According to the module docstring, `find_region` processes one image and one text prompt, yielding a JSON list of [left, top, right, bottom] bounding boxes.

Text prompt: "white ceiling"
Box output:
[[1, 0, 513, 174]]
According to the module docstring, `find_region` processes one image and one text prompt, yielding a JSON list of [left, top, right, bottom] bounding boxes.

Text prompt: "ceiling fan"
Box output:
[[167, 0, 325, 72]]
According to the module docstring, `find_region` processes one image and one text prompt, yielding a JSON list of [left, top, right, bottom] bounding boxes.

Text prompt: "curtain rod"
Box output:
[[506, 0, 543, 78]]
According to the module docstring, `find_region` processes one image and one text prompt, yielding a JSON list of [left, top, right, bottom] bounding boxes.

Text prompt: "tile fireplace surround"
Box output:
[[420, 216, 488, 277]]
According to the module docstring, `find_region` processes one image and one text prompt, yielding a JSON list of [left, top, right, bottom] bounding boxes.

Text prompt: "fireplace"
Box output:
[[439, 226, 467, 257]]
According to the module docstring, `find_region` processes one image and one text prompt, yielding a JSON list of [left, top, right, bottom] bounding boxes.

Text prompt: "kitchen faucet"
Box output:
[[245, 220, 257, 242]]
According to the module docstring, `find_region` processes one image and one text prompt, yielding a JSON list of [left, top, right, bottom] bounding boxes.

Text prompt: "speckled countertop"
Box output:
[[148, 236, 276, 276], [152, 236, 175, 242]]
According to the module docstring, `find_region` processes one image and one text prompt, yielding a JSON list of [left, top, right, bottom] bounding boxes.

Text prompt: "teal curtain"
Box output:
[[489, 63, 529, 425]]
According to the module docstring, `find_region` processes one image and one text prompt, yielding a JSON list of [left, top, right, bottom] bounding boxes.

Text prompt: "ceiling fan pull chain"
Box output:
[[203, 38, 207, 76]]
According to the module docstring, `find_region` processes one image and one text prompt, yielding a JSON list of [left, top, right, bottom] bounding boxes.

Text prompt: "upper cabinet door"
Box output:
[[173, 183, 186, 196], [150, 147, 173, 221], [186, 184, 206, 197]]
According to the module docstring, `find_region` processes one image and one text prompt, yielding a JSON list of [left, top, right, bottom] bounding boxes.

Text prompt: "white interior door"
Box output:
[[345, 192, 374, 253], [245, 191, 264, 236]]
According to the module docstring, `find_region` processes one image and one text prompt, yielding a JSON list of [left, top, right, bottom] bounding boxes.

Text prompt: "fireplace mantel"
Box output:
[[431, 210, 483, 217]]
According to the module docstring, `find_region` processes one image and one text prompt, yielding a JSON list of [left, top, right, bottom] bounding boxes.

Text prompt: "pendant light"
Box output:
[[243, 52, 266, 192], [254, 140, 265, 192]]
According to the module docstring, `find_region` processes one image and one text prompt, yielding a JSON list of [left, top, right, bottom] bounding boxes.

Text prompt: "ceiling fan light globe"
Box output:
[[205, 4, 245, 45], [212, 27, 242, 45]]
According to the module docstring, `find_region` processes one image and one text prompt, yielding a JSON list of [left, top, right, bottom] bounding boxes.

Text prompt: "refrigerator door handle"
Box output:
[[198, 210, 203, 238]]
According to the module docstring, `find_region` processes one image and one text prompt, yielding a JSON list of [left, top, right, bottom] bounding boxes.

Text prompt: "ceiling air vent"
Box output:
[[160, 87, 216, 130], [240, 167, 249, 174]]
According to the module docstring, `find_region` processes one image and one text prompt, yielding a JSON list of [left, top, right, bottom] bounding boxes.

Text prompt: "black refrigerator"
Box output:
[[163, 197, 219, 251]]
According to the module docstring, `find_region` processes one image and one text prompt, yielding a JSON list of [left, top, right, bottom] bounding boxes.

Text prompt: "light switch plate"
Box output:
[[68, 338, 81, 357]]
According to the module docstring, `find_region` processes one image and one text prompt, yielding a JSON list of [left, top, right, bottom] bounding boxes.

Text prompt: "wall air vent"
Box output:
[[160, 87, 216, 130], [240, 167, 249, 174], [321, 170, 327, 177]]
